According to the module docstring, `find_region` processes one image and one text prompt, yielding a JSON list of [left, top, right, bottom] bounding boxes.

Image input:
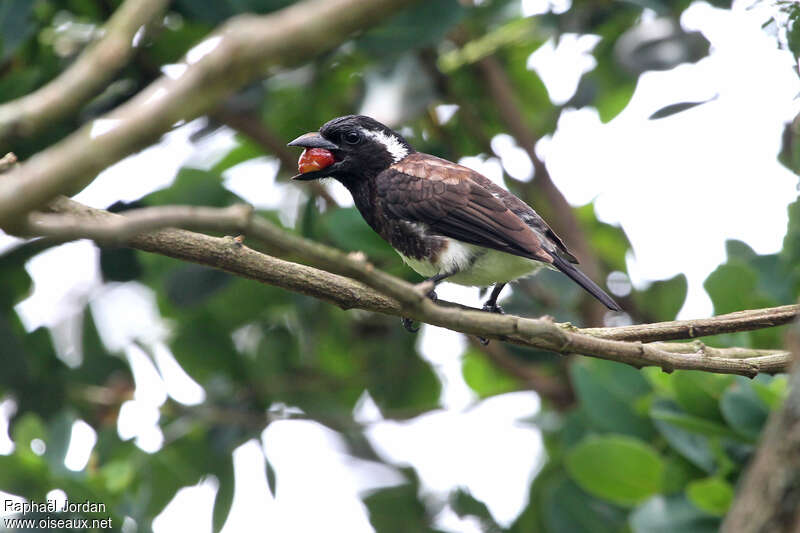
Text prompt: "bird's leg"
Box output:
[[478, 283, 506, 345], [402, 272, 453, 333], [482, 283, 506, 314], [418, 271, 452, 301]]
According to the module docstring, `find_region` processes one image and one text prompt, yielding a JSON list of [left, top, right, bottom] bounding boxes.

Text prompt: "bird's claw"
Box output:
[[401, 288, 438, 334], [482, 302, 505, 315], [401, 317, 419, 333], [415, 281, 438, 302], [477, 301, 505, 344]]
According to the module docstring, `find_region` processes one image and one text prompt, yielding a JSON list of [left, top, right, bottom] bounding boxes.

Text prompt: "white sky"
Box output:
[[1, 0, 799, 531]]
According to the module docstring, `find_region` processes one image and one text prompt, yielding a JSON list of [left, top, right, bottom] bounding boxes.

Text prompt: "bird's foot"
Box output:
[[477, 303, 504, 345], [223, 234, 246, 248], [401, 317, 419, 333], [415, 281, 438, 301], [477, 299, 506, 344], [402, 286, 439, 333], [481, 302, 505, 315]]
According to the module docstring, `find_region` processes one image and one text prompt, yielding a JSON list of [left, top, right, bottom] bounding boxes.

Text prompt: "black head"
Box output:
[[287, 115, 414, 184]]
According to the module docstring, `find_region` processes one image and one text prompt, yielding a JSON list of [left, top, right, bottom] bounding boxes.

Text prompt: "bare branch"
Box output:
[[0, 0, 169, 141], [583, 308, 800, 342], [25, 204, 254, 243], [18, 197, 793, 378], [0, 0, 421, 227]]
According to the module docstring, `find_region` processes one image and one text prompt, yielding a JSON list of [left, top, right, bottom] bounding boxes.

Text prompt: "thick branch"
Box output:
[[0, 0, 420, 227], [722, 322, 800, 532], [0, 0, 169, 141], [24, 204, 254, 243], [19, 197, 793, 378]]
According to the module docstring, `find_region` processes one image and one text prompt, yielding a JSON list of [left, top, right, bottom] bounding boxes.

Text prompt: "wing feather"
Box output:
[[377, 155, 554, 264]]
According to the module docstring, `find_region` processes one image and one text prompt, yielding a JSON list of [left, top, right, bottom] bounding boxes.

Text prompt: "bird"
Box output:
[[288, 115, 621, 331]]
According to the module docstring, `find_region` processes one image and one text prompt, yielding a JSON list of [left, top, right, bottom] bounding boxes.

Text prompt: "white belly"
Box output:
[[398, 239, 548, 287]]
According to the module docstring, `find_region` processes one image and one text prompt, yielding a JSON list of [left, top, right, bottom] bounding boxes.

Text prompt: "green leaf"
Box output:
[[11, 413, 47, 461], [542, 476, 629, 533], [357, 0, 465, 58], [363, 470, 440, 533], [633, 274, 687, 322], [144, 167, 241, 207], [166, 264, 233, 307], [780, 199, 800, 292], [571, 359, 654, 439], [752, 376, 788, 410], [650, 406, 742, 440], [0, 0, 34, 62], [650, 401, 715, 472], [565, 435, 664, 507], [100, 459, 136, 494], [704, 260, 760, 316], [719, 378, 769, 440], [630, 495, 720, 533], [686, 477, 733, 517], [595, 82, 636, 122], [672, 371, 732, 422], [450, 488, 502, 531], [462, 348, 518, 398], [319, 208, 397, 262], [212, 456, 235, 533], [648, 97, 717, 120], [661, 453, 700, 494]]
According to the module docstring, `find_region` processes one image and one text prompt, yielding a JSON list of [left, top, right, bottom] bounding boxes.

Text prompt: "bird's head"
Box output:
[[287, 115, 413, 184]]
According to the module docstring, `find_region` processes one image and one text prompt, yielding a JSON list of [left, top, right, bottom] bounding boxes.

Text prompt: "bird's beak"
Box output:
[[287, 132, 340, 180], [287, 132, 339, 151]]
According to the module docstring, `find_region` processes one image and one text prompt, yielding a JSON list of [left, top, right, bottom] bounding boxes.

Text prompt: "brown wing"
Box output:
[[376, 153, 554, 264], [395, 153, 577, 263]]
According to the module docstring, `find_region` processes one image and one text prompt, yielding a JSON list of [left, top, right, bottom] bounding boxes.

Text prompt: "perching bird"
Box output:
[[288, 115, 621, 330]]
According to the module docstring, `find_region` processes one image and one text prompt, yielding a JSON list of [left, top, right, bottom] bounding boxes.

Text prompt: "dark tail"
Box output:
[[551, 255, 622, 312]]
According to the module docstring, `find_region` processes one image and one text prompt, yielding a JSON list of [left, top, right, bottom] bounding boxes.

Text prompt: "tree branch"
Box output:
[[0, 0, 421, 227], [0, 0, 169, 141], [15, 197, 794, 378], [722, 321, 800, 532], [581, 307, 799, 343]]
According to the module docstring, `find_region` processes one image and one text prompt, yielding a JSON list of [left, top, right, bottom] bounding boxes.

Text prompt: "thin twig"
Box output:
[[18, 197, 795, 378]]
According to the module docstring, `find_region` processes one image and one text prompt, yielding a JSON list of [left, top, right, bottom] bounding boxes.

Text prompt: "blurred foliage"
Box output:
[[1, 0, 798, 532]]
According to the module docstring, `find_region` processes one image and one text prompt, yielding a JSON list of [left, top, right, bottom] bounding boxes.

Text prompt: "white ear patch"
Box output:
[[361, 128, 409, 163]]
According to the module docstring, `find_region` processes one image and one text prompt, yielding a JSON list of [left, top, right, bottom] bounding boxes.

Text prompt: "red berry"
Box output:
[[298, 148, 335, 174]]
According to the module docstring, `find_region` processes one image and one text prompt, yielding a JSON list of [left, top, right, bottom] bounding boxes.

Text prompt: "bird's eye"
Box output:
[[343, 131, 361, 145]]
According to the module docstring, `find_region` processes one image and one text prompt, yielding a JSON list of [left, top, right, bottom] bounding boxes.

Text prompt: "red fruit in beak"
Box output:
[[298, 148, 335, 174]]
